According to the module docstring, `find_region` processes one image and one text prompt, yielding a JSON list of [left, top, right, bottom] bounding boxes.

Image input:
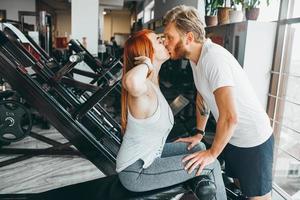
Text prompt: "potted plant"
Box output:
[[205, 0, 223, 26], [244, 0, 270, 20], [217, 0, 231, 25], [229, 0, 244, 23]]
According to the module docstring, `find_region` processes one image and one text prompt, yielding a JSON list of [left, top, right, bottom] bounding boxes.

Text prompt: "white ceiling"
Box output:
[[38, 0, 144, 11]]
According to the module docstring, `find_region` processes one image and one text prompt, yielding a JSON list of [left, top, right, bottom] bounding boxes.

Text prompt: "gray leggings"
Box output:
[[118, 142, 227, 199]]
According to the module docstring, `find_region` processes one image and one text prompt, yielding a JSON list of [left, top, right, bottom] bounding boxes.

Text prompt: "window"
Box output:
[[267, 0, 300, 198], [143, 0, 154, 23], [137, 11, 144, 22], [258, 0, 281, 21], [150, 8, 154, 20], [287, 0, 300, 19]]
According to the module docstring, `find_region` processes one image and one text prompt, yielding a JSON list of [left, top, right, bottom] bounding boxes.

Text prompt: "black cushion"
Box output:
[[36, 175, 189, 200]]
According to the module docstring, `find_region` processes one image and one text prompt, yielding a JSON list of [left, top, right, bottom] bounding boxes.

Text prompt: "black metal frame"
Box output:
[[68, 39, 123, 89], [0, 27, 121, 175], [0, 23, 248, 200]]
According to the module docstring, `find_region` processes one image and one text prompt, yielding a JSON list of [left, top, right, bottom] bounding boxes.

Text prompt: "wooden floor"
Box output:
[[2, 126, 285, 199], [0, 126, 105, 194]]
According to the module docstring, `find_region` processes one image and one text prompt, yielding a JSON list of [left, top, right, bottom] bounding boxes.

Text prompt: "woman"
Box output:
[[116, 29, 226, 199]]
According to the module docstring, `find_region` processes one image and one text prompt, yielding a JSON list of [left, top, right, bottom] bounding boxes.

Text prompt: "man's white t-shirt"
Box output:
[[190, 39, 273, 148]]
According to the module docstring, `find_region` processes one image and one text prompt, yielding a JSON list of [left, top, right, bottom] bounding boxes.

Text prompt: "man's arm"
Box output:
[[182, 86, 238, 175], [195, 91, 210, 131], [210, 86, 238, 157], [174, 92, 209, 149]]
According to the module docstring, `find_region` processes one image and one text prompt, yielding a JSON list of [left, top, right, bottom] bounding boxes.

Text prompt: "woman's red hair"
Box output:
[[121, 29, 154, 134]]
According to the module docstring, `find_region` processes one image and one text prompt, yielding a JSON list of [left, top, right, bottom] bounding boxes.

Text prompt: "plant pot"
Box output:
[[245, 7, 260, 20], [217, 7, 230, 25], [229, 10, 243, 23], [205, 15, 218, 27]]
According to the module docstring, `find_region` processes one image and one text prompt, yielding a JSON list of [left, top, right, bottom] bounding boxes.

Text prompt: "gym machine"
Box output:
[[0, 22, 120, 174], [0, 23, 245, 199], [0, 23, 210, 200]]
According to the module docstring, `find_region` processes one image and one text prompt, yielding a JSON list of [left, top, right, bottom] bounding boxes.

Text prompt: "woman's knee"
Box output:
[[118, 172, 142, 192], [191, 142, 206, 152]]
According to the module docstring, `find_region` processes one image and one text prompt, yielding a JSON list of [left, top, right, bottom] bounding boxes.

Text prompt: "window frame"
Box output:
[[267, 0, 300, 198]]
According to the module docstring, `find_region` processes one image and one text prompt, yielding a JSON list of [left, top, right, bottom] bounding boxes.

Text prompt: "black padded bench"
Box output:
[[37, 175, 192, 200]]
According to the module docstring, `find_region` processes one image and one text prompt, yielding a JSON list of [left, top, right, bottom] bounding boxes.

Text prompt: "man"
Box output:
[[163, 5, 274, 200]]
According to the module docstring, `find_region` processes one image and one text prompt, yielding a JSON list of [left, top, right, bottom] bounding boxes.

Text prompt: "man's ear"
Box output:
[[186, 32, 194, 45]]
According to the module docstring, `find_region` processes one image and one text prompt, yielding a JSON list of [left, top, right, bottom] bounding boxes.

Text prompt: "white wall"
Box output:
[[243, 21, 276, 109], [100, 0, 123, 7], [0, 0, 36, 26], [196, 0, 205, 23], [71, 0, 99, 55], [71, 0, 99, 84]]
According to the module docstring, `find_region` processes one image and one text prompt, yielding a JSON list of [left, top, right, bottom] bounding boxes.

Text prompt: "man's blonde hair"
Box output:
[[163, 5, 206, 43]]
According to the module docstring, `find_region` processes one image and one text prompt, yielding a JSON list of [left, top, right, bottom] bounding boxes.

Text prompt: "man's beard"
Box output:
[[171, 40, 189, 60]]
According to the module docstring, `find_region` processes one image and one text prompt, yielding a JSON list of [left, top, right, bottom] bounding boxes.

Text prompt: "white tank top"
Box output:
[[116, 82, 174, 173]]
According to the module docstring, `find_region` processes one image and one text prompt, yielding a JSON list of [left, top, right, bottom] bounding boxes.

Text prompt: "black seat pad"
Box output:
[[36, 175, 189, 200]]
